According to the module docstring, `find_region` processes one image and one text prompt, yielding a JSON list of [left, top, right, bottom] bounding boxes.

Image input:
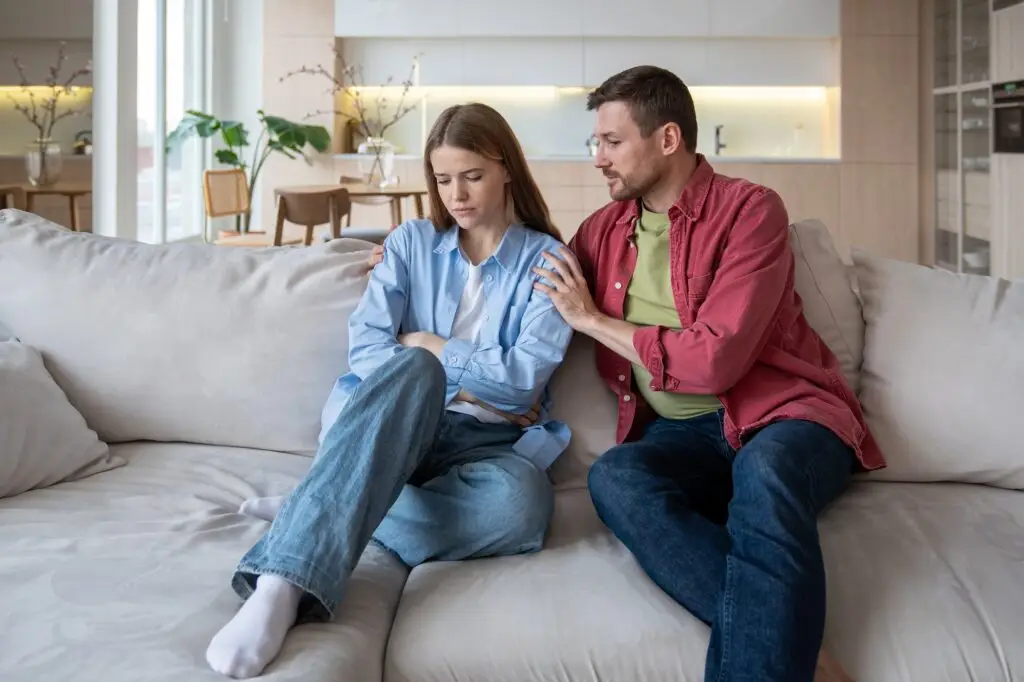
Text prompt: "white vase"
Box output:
[[357, 137, 396, 187], [25, 139, 62, 187]]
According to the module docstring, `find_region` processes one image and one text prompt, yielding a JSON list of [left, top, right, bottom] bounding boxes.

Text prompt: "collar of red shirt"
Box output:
[[615, 153, 717, 227]]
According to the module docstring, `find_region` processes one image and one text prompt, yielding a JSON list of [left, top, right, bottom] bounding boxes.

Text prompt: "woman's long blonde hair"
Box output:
[[423, 103, 561, 242]]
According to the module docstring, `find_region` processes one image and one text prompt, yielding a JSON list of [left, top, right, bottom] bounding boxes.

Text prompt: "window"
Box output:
[[137, 0, 209, 243]]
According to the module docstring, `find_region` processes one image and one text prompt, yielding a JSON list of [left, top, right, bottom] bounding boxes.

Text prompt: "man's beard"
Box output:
[[607, 170, 657, 202]]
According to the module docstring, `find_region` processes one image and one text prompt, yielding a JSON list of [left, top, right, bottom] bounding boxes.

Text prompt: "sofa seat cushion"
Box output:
[[384, 484, 1024, 682], [820, 481, 1024, 682], [385, 488, 712, 682], [0, 442, 408, 682]]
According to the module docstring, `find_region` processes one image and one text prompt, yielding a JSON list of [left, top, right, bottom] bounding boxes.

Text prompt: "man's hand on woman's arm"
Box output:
[[533, 247, 642, 365]]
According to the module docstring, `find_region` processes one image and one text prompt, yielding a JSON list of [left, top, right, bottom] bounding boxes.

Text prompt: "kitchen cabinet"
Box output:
[[582, 39, 708, 86], [703, 39, 838, 86], [335, 0, 838, 38], [709, 0, 839, 38], [346, 36, 838, 88], [993, 1, 1024, 81], [462, 40, 583, 86], [932, 0, 993, 275], [335, 0, 459, 38], [581, 0, 710, 37], [459, 0, 583, 37], [582, 39, 837, 87], [342, 39, 464, 85]]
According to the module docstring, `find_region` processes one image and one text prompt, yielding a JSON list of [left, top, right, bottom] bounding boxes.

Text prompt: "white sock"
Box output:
[[238, 496, 286, 522], [206, 575, 302, 678]]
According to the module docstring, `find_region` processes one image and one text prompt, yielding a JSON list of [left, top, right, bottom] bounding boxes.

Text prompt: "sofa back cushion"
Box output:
[[548, 219, 864, 488], [0, 209, 371, 455], [789, 219, 864, 392], [853, 251, 1024, 489]]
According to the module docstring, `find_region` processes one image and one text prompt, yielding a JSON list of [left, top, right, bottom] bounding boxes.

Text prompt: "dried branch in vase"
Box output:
[[6, 42, 92, 142], [279, 44, 423, 142]]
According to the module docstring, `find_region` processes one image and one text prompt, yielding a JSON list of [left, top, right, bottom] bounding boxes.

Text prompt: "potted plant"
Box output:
[[6, 43, 92, 186], [165, 109, 331, 233]]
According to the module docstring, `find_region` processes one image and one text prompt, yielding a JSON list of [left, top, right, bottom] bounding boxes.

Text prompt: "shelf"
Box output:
[[931, 0, 994, 276]]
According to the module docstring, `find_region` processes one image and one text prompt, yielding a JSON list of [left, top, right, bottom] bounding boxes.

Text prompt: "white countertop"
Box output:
[[334, 153, 840, 164], [0, 153, 92, 161]]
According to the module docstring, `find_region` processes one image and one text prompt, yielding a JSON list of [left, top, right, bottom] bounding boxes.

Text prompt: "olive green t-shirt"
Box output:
[[624, 205, 722, 420]]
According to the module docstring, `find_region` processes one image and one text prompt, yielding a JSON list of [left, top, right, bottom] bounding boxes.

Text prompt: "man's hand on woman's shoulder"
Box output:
[[365, 223, 402, 269], [367, 244, 384, 268]]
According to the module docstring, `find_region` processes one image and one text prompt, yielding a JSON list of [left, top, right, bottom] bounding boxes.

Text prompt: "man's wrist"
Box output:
[[578, 311, 607, 335]]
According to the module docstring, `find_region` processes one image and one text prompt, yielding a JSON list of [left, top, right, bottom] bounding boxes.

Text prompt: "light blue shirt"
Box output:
[[319, 219, 575, 469]]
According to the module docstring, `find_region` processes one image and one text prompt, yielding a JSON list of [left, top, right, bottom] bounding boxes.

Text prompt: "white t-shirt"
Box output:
[[446, 260, 509, 424]]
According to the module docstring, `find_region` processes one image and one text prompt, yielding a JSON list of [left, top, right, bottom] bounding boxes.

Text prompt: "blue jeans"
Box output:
[[233, 347, 553, 622], [587, 410, 855, 682]]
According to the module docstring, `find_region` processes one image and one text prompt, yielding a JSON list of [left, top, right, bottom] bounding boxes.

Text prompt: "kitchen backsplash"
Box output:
[[338, 85, 839, 159]]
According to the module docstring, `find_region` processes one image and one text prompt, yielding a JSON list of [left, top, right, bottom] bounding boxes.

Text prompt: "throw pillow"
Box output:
[[853, 250, 1024, 489], [0, 340, 123, 498]]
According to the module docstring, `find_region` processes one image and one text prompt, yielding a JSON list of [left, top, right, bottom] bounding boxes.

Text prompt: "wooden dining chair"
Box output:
[[273, 186, 353, 246], [202, 169, 303, 247], [0, 185, 26, 211], [339, 174, 403, 227]]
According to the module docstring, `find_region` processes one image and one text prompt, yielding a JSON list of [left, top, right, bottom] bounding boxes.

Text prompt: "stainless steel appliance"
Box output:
[[992, 80, 1024, 153]]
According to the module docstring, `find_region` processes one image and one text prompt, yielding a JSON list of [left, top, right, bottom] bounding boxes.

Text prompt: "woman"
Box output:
[[206, 103, 574, 679]]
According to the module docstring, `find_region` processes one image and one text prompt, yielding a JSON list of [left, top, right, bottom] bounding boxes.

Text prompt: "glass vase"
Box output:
[[356, 137, 396, 188], [25, 139, 63, 187]]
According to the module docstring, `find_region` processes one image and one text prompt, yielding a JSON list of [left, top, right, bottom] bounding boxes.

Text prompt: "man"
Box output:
[[532, 65, 885, 682]]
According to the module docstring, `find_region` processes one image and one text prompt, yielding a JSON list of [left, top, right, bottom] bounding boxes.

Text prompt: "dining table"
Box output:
[[274, 181, 428, 227]]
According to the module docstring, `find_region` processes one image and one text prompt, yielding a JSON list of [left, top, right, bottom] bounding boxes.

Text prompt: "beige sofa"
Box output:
[[0, 207, 1022, 682]]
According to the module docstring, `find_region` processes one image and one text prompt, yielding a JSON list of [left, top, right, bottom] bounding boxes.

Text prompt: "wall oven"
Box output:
[[993, 80, 1024, 153]]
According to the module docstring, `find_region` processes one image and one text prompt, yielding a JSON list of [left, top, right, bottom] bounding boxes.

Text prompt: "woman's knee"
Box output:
[[484, 460, 553, 553], [392, 346, 445, 386]]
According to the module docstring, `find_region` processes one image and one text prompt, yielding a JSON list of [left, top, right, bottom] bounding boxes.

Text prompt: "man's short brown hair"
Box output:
[[586, 65, 698, 153]]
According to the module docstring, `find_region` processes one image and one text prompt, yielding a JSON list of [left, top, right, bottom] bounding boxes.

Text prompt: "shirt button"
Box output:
[[614, 282, 622, 289], [485, 275, 493, 282], [623, 395, 631, 402], [484, 314, 490, 321], [617, 374, 626, 382]]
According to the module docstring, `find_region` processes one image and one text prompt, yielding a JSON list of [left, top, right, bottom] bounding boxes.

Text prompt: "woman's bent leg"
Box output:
[[207, 347, 446, 678], [373, 416, 554, 567]]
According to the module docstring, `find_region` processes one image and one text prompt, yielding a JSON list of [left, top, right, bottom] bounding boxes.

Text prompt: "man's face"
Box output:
[[592, 101, 665, 202]]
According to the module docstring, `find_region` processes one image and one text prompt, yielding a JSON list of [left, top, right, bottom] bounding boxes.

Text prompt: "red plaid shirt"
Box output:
[[569, 156, 885, 471]]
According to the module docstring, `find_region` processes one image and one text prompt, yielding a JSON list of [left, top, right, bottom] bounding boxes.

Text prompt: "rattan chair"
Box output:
[[202, 169, 303, 247]]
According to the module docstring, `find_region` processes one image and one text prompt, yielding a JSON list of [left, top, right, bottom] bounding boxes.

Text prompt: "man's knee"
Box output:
[[587, 444, 640, 506], [731, 420, 853, 522]]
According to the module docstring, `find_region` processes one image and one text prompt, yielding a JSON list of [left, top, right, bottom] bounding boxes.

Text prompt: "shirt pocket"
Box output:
[[687, 273, 714, 308]]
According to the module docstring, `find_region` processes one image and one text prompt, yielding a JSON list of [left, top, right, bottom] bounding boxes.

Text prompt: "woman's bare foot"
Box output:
[[816, 648, 854, 682]]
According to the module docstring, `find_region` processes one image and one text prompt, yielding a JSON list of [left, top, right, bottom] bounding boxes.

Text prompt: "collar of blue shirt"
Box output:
[[431, 223, 527, 273]]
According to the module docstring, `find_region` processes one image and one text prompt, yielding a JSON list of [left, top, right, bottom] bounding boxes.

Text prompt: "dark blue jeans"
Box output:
[[587, 410, 855, 682]]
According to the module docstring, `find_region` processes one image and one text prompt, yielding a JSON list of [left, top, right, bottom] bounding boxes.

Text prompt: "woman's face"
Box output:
[[429, 144, 509, 230]]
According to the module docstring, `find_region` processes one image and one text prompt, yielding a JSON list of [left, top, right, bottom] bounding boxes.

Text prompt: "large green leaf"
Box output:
[[220, 120, 248, 147], [215, 149, 241, 166], [267, 140, 298, 160], [303, 125, 331, 152]]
